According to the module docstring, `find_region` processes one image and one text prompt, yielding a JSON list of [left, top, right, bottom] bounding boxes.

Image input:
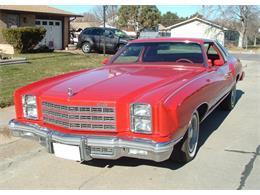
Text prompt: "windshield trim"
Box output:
[[110, 28, 129, 38]]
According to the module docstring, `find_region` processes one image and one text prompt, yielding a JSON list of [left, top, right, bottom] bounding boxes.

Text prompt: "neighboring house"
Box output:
[[162, 17, 229, 46], [0, 5, 81, 50], [70, 21, 101, 31]]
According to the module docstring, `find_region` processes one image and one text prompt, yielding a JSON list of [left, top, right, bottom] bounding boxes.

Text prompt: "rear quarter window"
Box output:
[[83, 29, 93, 35]]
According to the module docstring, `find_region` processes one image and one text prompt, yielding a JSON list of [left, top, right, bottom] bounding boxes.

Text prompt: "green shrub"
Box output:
[[2, 27, 46, 53]]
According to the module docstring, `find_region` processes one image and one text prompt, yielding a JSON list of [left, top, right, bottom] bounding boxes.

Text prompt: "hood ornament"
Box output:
[[67, 88, 74, 97]]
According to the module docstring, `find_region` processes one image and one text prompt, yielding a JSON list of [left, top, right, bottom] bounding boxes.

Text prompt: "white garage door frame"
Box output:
[[35, 19, 63, 50]]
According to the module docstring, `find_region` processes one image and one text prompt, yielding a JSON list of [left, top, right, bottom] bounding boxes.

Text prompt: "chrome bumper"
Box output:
[[9, 119, 181, 162]]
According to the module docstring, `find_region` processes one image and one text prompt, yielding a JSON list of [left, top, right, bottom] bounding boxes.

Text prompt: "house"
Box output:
[[70, 21, 101, 31], [0, 5, 81, 49], [163, 17, 229, 45]]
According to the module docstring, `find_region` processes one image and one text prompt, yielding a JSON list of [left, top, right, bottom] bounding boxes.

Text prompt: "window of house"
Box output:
[[42, 21, 47, 25], [49, 21, 54, 25], [23, 17, 27, 24], [35, 20, 41, 25], [6, 14, 19, 28], [55, 22, 60, 26]]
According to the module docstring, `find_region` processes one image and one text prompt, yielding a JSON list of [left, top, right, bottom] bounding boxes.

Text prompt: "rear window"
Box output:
[[83, 28, 94, 35], [112, 42, 204, 64]]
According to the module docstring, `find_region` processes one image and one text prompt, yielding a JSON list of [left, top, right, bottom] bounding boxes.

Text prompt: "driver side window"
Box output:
[[204, 43, 222, 66], [207, 45, 218, 55], [104, 30, 113, 37]]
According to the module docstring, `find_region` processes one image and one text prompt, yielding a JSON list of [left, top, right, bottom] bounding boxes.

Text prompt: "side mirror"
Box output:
[[214, 59, 224, 66], [102, 57, 109, 65]]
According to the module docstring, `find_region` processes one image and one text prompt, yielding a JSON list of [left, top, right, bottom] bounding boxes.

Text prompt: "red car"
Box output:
[[9, 38, 244, 163]]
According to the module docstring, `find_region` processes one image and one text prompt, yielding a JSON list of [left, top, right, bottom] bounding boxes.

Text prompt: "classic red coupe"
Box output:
[[9, 38, 244, 163]]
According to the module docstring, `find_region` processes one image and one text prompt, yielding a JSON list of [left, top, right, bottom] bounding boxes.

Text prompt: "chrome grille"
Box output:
[[42, 101, 116, 131]]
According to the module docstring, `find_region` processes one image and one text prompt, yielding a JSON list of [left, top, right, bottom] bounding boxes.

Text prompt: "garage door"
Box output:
[[35, 19, 62, 50]]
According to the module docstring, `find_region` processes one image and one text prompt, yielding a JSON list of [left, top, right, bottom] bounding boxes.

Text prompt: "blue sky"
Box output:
[[52, 5, 202, 17]]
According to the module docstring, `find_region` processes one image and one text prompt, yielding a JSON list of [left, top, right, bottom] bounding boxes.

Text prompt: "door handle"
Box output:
[[224, 71, 232, 79]]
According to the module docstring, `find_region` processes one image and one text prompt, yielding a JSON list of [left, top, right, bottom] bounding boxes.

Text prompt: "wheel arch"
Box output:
[[196, 103, 209, 122], [83, 38, 94, 46], [236, 74, 240, 82]]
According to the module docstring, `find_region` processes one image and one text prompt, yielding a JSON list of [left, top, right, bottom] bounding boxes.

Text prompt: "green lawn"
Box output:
[[0, 52, 105, 108]]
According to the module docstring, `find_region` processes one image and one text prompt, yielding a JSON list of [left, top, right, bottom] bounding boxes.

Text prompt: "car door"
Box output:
[[92, 28, 103, 50], [100, 29, 118, 52], [214, 41, 235, 95], [204, 42, 233, 105]]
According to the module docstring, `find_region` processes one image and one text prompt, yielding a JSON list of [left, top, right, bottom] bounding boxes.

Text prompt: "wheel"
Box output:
[[221, 84, 237, 111], [171, 111, 200, 163], [81, 42, 91, 53]]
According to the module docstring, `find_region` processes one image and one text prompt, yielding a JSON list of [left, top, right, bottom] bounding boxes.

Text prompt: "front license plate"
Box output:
[[53, 142, 81, 161]]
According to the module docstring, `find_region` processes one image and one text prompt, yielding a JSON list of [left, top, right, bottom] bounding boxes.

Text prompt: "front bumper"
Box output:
[[9, 119, 181, 162]]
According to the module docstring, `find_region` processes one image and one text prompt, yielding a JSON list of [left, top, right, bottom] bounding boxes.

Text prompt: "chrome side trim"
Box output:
[[9, 119, 182, 162], [163, 71, 210, 103]]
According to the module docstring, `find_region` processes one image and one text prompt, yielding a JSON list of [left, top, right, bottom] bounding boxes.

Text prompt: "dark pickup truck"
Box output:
[[77, 27, 131, 53]]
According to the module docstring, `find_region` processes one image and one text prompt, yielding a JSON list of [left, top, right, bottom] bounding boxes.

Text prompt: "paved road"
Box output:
[[0, 55, 259, 189], [232, 53, 260, 62]]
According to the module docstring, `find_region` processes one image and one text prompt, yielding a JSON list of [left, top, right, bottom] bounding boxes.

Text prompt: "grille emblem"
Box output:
[[67, 88, 74, 97]]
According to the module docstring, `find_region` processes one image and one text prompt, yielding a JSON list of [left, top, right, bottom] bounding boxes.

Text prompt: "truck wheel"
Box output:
[[221, 84, 237, 111], [82, 42, 91, 53], [171, 111, 200, 163]]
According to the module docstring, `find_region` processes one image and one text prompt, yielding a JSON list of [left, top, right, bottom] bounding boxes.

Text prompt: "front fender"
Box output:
[[162, 75, 211, 139]]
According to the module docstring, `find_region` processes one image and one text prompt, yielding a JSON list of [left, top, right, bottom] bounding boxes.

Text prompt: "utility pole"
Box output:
[[103, 5, 107, 56]]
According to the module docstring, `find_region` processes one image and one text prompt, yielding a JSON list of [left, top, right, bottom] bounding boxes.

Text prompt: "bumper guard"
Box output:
[[9, 119, 181, 162]]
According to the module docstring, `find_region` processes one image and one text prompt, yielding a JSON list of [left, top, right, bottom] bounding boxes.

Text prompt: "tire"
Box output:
[[81, 42, 91, 53], [171, 111, 200, 163], [221, 84, 237, 111]]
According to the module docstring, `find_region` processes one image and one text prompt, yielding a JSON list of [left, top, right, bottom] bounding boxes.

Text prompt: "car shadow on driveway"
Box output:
[[82, 90, 245, 170], [198, 89, 244, 150]]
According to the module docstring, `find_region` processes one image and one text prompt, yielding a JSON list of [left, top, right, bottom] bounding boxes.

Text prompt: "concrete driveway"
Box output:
[[0, 54, 259, 189]]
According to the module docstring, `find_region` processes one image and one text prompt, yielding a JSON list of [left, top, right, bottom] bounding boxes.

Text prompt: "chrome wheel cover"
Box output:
[[82, 44, 90, 52], [187, 114, 199, 157]]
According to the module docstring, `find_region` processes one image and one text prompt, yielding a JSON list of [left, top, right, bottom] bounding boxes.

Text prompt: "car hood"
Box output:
[[38, 65, 204, 103]]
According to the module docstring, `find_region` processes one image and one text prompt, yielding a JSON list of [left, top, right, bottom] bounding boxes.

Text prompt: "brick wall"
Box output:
[[19, 13, 35, 27], [0, 11, 7, 43], [0, 11, 36, 44], [63, 16, 69, 48]]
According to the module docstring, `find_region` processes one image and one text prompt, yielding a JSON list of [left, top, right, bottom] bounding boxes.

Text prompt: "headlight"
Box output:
[[130, 103, 152, 134], [22, 95, 38, 119]]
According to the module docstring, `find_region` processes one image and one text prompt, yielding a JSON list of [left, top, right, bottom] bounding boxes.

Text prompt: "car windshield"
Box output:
[[110, 29, 129, 38], [112, 42, 204, 65]]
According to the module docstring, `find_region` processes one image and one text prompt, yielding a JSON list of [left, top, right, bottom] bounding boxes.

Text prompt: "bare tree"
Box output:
[[93, 5, 118, 27], [74, 12, 99, 22], [203, 5, 260, 48]]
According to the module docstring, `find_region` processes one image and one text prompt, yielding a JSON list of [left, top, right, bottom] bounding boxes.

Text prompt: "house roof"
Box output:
[[0, 5, 82, 17], [165, 17, 228, 31], [70, 21, 101, 30], [158, 24, 166, 31]]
